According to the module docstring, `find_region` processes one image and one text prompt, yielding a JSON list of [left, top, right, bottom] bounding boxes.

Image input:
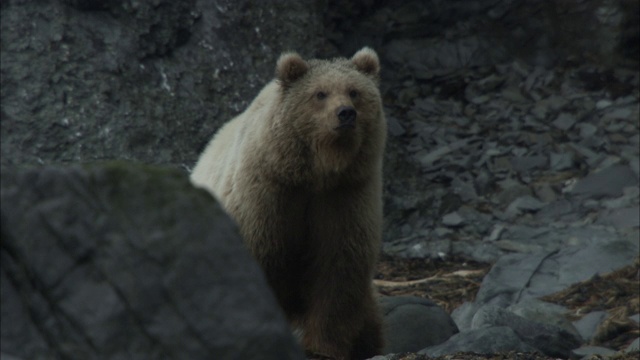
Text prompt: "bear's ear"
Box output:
[[276, 52, 309, 85], [351, 47, 380, 77]]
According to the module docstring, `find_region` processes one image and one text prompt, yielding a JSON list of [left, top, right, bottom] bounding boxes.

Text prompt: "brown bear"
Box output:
[[191, 47, 386, 360]]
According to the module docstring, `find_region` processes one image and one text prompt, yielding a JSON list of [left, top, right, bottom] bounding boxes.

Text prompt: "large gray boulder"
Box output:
[[1, 162, 304, 360]]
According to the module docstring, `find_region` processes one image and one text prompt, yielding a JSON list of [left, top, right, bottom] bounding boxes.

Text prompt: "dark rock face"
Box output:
[[0, 0, 324, 168], [327, 0, 639, 69], [1, 163, 304, 360]]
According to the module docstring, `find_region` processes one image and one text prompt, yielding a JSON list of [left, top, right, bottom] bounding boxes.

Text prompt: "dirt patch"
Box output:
[[375, 255, 491, 313]]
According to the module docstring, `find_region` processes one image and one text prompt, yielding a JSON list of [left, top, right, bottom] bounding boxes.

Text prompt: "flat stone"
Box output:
[[569, 143, 605, 166], [533, 183, 557, 203], [572, 311, 608, 341], [505, 195, 546, 219], [420, 326, 536, 357], [625, 337, 640, 353], [571, 345, 617, 358], [507, 195, 546, 211], [549, 152, 574, 171], [595, 99, 613, 109], [470, 95, 491, 104], [536, 199, 574, 220], [442, 212, 464, 227], [603, 107, 633, 120], [598, 206, 640, 228], [471, 305, 581, 358], [486, 224, 506, 242], [602, 187, 639, 209], [508, 298, 579, 338], [629, 313, 640, 324], [570, 164, 638, 199], [510, 155, 548, 173], [596, 155, 623, 170], [552, 112, 577, 130], [577, 122, 598, 138], [496, 178, 532, 206]]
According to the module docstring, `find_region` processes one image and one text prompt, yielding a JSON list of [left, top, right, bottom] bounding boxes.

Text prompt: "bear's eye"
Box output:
[[316, 91, 327, 100], [349, 90, 359, 99]]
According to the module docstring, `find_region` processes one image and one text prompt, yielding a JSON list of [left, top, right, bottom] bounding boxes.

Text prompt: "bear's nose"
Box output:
[[336, 106, 357, 129]]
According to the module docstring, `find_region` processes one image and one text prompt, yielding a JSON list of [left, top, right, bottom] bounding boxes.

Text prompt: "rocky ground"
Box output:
[[374, 256, 639, 359], [367, 55, 640, 359], [2, 1, 638, 359]]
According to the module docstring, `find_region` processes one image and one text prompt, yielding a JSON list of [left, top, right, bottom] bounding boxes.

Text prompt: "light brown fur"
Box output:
[[191, 47, 386, 360]]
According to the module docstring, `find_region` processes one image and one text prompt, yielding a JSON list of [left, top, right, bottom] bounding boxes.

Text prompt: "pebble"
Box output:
[[595, 99, 613, 109], [442, 212, 464, 227], [552, 112, 577, 130]]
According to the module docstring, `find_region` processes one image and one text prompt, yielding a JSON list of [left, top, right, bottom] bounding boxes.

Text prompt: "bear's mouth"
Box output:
[[334, 123, 356, 131]]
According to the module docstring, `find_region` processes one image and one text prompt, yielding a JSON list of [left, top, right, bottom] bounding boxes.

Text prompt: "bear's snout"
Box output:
[[336, 106, 357, 129]]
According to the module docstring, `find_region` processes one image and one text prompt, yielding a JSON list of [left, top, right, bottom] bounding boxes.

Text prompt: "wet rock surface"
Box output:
[[2, 0, 639, 359]]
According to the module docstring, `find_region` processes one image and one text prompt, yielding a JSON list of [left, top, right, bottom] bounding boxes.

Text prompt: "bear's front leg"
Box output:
[[303, 188, 384, 360], [301, 252, 383, 360]]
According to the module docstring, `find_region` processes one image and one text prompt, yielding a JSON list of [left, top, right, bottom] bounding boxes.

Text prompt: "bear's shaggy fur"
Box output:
[[191, 47, 386, 359]]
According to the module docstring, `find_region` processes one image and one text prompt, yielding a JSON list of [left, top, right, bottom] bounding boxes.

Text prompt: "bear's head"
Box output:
[[273, 47, 386, 181]]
